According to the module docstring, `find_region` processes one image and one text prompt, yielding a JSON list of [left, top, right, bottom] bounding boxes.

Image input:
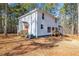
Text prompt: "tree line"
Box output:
[[60, 3, 78, 35], [0, 3, 78, 35]]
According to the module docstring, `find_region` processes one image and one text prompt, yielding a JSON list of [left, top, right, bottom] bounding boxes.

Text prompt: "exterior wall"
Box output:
[[18, 11, 38, 36], [37, 11, 58, 36]]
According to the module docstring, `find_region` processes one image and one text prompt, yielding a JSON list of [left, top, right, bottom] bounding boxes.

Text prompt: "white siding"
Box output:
[[37, 11, 58, 36], [27, 11, 37, 36], [18, 11, 38, 36]]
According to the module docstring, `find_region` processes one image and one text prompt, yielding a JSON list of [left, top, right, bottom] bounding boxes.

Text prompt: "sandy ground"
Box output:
[[0, 34, 79, 56]]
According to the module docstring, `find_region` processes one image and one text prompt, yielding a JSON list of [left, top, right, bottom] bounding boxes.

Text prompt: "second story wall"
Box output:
[[37, 10, 58, 36]]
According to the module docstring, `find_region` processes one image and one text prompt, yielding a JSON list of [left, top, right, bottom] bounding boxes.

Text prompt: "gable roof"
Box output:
[[18, 8, 56, 19]]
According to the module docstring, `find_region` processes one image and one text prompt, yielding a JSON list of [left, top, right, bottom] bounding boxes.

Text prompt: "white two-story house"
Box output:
[[18, 8, 62, 38]]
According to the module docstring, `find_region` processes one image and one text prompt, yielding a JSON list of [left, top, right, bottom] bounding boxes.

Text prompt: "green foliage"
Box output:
[[8, 3, 36, 17], [60, 6, 65, 14], [60, 3, 78, 34], [43, 3, 55, 12]]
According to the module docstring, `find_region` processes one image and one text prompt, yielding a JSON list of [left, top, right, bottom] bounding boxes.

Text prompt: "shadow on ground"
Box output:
[[2, 37, 62, 56]]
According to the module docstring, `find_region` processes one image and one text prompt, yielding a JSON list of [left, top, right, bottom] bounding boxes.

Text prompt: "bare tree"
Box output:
[[4, 3, 8, 36]]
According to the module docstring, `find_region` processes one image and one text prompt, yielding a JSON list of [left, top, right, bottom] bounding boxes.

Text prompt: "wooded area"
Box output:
[[60, 3, 78, 35], [0, 3, 78, 35]]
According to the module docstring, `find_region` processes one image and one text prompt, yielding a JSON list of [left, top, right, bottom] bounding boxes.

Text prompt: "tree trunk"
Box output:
[[4, 3, 8, 36], [78, 3, 79, 35], [71, 14, 74, 35]]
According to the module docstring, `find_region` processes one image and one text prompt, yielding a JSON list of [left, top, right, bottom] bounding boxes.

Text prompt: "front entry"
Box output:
[[23, 22, 29, 35]]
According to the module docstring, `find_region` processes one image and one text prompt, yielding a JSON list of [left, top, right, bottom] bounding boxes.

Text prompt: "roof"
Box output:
[[18, 8, 57, 19]]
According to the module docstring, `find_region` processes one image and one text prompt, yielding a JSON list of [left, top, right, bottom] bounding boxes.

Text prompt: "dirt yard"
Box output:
[[0, 34, 79, 56]]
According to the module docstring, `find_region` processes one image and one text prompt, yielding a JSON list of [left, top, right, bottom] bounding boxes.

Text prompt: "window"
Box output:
[[55, 20, 57, 23], [47, 27, 51, 33], [58, 25, 61, 30], [52, 27, 54, 31], [42, 13, 44, 19], [41, 24, 43, 29]]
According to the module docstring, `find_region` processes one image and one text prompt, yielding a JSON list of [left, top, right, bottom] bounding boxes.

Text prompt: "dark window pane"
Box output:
[[41, 24, 43, 29], [47, 27, 51, 33], [42, 13, 44, 19]]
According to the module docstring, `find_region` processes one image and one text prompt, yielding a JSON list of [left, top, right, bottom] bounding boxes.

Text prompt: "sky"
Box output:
[[55, 3, 64, 16]]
